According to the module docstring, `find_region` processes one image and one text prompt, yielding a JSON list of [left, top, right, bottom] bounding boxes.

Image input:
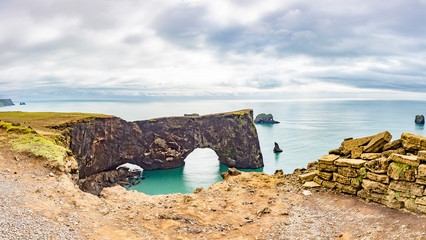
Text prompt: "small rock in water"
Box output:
[[273, 142, 283, 153], [415, 115, 425, 124], [254, 113, 279, 124]]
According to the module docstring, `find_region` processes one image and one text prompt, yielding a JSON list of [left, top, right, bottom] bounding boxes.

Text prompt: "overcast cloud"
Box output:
[[1, 0, 426, 100]]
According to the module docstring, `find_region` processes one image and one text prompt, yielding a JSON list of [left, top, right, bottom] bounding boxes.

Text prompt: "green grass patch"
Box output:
[[0, 121, 36, 134], [394, 162, 417, 176], [9, 134, 68, 167]]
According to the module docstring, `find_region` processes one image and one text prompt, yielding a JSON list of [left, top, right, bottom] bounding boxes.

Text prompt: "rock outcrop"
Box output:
[[415, 115, 425, 124], [69, 109, 263, 179], [304, 132, 426, 214], [273, 142, 283, 153], [254, 113, 279, 124], [0, 99, 14, 107]]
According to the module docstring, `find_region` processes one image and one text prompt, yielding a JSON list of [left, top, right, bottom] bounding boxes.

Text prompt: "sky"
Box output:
[[1, 0, 426, 100]]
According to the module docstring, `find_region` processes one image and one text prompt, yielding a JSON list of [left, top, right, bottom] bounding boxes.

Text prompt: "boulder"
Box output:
[[401, 133, 426, 151], [253, 113, 279, 124], [273, 142, 283, 153], [362, 179, 388, 194], [415, 115, 425, 124], [221, 168, 241, 180], [363, 131, 392, 153], [382, 148, 405, 158], [366, 172, 389, 184], [387, 162, 416, 181], [299, 171, 317, 184], [389, 181, 425, 197], [383, 139, 403, 151], [318, 154, 339, 165], [361, 153, 381, 160], [417, 164, 426, 177], [334, 158, 367, 168], [302, 181, 321, 188], [388, 153, 420, 167], [365, 158, 389, 174], [329, 149, 341, 155]]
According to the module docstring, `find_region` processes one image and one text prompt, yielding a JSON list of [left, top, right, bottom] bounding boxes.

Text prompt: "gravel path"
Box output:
[[0, 162, 83, 240]]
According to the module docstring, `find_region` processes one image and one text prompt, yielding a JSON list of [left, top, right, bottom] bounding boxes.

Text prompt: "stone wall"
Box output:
[[300, 131, 426, 214]]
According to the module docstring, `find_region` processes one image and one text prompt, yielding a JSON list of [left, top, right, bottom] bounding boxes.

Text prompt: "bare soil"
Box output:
[[0, 135, 425, 240]]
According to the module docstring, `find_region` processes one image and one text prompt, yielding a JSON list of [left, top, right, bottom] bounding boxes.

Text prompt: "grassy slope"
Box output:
[[0, 111, 112, 135]]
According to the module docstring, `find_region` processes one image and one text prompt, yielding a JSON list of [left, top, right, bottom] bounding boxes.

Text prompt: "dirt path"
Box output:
[[0, 137, 425, 239]]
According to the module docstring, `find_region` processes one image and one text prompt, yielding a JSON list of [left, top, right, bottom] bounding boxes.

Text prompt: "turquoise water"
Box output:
[[2, 99, 425, 195]]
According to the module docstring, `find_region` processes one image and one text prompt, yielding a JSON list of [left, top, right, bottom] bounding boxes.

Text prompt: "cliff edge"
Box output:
[[69, 109, 264, 179]]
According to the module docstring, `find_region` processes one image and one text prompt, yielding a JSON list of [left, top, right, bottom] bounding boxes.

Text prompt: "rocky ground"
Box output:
[[1, 136, 426, 239]]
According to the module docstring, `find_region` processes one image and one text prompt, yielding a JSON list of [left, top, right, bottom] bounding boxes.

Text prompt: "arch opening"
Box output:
[[182, 148, 223, 190]]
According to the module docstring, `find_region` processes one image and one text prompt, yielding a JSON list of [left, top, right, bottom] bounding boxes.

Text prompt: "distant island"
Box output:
[[0, 99, 14, 107]]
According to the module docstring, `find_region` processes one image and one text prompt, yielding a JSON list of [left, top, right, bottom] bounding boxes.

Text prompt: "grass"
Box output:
[[8, 133, 69, 168], [0, 111, 111, 135]]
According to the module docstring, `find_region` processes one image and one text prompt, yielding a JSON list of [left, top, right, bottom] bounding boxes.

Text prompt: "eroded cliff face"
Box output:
[[70, 109, 263, 178]]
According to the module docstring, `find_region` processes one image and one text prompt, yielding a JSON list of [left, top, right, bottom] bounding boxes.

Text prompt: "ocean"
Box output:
[[2, 99, 425, 195]]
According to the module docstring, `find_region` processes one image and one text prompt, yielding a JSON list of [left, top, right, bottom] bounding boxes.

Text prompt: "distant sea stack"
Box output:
[[415, 115, 425, 125], [254, 113, 279, 124], [0, 99, 14, 107]]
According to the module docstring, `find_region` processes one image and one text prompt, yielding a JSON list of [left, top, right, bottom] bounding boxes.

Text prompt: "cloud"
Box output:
[[1, 0, 426, 100]]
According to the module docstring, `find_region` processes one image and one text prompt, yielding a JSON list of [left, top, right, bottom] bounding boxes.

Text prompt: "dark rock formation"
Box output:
[[415, 115, 425, 125], [254, 113, 279, 124], [184, 113, 199, 117], [0, 99, 14, 107], [70, 109, 264, 179], [273, 142, 283, 153], [78, 169, 140, 195]]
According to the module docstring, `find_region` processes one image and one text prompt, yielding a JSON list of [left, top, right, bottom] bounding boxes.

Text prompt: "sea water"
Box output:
[[3, 99, 425, 195]]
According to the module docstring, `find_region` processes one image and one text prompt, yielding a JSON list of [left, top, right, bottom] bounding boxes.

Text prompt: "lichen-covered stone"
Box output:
[[367, 172, 389, 184], [387, 162, 416, 182], [302, 181, 321, 188], [334, 158, 367, 169], [333, 173, 351, 185], [350, 178, 362, 189], [363, 131, 392, 153], [382, 148, 405, 158], [365, 158, 389, 174], [336, 182, 358, 194], [70, 109, 264, 178], [357, 167, 367, 177], [361, 153, 381, 160], [404, 199, 426, 214], [415, 196, 426, 206], [299, 171, 317, 184], [418, 151, 426, 162], [418, 165, 426, 177], [416, 178, 426, 185], [321, 180, 336, 189], [340, 136, 372, 155], [388, 154, 420, 167], [318, 163, 337, 172], [383, 139, 403, 151], [313, 176, 323, 185], [362, 179, 388, 194], [401, 133, 426, 151], [337, 167, 358, 178], [318, 154, 339, 165], [318, 171, 333, 180], [357, 189, 385, 203], [351, 147, 363, 159], [389, 181, 425, 197]]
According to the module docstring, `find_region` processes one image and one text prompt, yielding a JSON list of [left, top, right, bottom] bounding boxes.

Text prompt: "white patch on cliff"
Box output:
[[116, 163, 144, 173]]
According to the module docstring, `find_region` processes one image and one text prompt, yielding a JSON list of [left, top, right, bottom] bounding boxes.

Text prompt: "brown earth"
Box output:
[[0, 134, 426, 239]]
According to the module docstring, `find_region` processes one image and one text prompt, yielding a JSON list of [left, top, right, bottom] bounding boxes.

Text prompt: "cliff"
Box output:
[[69, 109, 264, 179], [0, 99, 14, 107]]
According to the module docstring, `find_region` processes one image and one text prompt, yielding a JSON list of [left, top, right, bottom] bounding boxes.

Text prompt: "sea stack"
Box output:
[[254, 113, 279, 124], [415, 115, 425, 124], [273, 142, 283, 153]]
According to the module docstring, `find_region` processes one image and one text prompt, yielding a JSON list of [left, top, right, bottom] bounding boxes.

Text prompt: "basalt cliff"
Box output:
[[69, 109, 263, 179]]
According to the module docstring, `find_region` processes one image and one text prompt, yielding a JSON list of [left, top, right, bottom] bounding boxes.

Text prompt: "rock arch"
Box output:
[[70, 109, 264, 178]]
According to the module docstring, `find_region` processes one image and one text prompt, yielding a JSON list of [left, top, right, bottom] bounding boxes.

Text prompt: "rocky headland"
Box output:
[[67, 109, 263, 180], [0, 99, 14, 107]]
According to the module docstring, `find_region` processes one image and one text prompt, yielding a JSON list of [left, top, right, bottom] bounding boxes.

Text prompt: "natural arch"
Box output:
[[70, 109, 264, 179]]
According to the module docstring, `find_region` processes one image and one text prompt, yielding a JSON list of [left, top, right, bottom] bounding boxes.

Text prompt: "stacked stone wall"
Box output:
[[300, 131, 426, 214]]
